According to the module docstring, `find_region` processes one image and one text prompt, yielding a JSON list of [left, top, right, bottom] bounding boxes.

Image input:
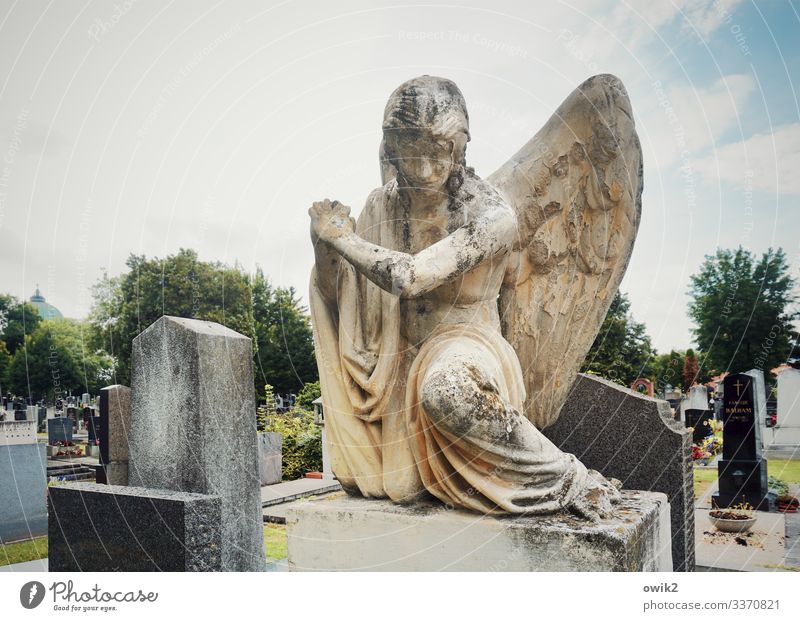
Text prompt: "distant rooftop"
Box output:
[[29, 285, 63, 320]]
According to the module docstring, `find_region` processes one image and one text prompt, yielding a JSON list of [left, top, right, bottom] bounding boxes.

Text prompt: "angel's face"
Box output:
[[383, 130, 454, 191]]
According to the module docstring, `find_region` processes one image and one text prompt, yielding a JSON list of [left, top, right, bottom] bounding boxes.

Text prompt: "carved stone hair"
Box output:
[[382, 75, 471, 191]]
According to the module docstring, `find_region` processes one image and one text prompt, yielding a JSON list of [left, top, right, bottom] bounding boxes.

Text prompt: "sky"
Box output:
[[0, 0, 798, 353]]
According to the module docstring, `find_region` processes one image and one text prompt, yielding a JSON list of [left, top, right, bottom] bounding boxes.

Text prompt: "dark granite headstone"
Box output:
[[47, 417, 73, 444], [712, 373, 769, 510], [685, 408, 714, 443], [87, 415, 101, 444], [48, 483, 222, 571], [544, 374, 694, 571], [13, 410, 25, 421]]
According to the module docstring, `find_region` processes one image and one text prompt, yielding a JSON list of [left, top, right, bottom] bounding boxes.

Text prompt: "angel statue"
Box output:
[[308, 74, 642, 520]]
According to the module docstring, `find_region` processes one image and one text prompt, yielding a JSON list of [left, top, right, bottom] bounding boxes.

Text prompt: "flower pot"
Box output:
[[708, 513, 756, 533]]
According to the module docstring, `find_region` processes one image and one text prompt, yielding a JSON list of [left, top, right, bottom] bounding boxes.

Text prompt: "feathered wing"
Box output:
[[490, 74, 643, 430]]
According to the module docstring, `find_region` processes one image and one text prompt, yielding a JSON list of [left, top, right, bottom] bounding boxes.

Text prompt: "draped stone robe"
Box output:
[[310, 181, 587, 514]]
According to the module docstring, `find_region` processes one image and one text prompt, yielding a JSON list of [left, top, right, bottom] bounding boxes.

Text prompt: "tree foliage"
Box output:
[[688, 247, 797, 376], [6, 319, 114, 401], [251, 267, 317, 398], [88, 250, 318, 397], [0, 294, 42, 355], [581, 292, 654, 386], [89, 249, 255, 386], [682, 349, 699, 391], [651, 349, 685, 393]]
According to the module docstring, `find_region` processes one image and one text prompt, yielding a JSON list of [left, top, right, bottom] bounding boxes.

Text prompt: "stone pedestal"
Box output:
[[286, 491, 672, 571], [49, 483, 221, 571]]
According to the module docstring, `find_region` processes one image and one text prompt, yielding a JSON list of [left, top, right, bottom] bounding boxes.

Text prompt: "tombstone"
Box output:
[[257, 432, 282, 485], [49, 484, 221, 571], [14, 410, 26, 421], [37, 406, 47, 431], [81, 392, 90, 405], [544, 374, 694, 571], [712, 372, 769, 510], [312, 397, 334, 480], [87, 415, 101, 444], [766, 367, 800, 454], [98, 384, 131, 485], [684, 409, 714, 444], [48, 417, 73, 444], [128, 316, 265, 571], [0, 421, 46, 541]]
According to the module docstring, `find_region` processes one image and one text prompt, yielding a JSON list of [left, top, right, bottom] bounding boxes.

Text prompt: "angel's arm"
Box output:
[[330, 204, 515, 299]]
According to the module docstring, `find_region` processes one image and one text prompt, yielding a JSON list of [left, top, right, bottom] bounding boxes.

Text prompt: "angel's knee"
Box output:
[[421, 362, 500, 436]]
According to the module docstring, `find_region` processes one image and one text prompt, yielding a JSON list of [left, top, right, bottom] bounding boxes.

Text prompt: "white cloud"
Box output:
[[696, 123, 800, 194], [637, 73, 755, 170]]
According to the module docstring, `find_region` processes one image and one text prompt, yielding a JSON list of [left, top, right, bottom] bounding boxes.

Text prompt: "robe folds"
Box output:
[[309, 181, 587, 514]]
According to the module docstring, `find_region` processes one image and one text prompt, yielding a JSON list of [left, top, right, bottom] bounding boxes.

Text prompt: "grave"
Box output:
[[128, 316, 265, 570], [48, 316, 266, 572], [762, 367, 800, 456], [49, 484, 221, 571], [0, 421, 46, 542], [257, 432, 282, 486], [712, 372, 769, 510], [47, 417, 73, 444], [97, 384, 131, 485], [685, 409, 714, 444], [544, 373, 694, 571]]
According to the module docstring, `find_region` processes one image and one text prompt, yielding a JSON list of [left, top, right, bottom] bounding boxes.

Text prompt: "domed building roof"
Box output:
[[29, 285, 63, 320]]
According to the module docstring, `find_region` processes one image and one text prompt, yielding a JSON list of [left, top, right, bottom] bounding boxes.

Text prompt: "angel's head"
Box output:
[[382, 75, 470, 192]]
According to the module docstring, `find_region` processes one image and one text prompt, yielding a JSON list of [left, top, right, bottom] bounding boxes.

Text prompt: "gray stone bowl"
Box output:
[[708, 512, 757, 533]]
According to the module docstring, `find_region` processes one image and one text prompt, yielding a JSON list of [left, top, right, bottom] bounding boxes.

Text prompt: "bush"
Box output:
[[265, 408, 322, 479], [296, 380, 321, 411]]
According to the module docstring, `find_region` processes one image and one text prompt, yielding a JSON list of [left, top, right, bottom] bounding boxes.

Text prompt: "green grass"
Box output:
[[264, 524, 287, 560], [693, 458, 800, 502], [0, 537, 48, 567], [693, 468, 718, 499], [768, 459, 800, 484]]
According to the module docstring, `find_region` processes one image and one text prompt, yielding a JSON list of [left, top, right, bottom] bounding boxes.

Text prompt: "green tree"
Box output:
[[251, 268, 317, 398], [581, 292, 654, 386], [651, 349, 685, 393], [0, 294, 43, 355], [89, 249, 254, 385], [297, 380, 321, 411], [688, 247, 797, 377], [7, 319, 114, 401], [0, 340, 11, 392]]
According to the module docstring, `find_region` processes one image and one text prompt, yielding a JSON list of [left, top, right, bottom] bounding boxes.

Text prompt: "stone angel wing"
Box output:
[[490, 74, 643, 430]]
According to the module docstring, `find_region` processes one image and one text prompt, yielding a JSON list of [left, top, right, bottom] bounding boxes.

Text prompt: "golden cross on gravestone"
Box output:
[[734, 379, 744, 396]]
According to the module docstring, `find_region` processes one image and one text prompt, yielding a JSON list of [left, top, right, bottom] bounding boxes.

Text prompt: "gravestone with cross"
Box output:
[[712, 372, 769, 510]]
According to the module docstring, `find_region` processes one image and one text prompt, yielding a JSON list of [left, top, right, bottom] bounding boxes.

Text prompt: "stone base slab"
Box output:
[[286, 490, 672, 571], [49, 483, 221, 571]]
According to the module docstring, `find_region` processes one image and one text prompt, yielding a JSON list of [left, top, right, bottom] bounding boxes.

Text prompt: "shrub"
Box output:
[[265, 408, 322, 480], [297, 380, 321, 411]]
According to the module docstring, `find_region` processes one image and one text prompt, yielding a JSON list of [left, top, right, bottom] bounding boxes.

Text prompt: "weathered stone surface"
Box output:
[[544, 374, 694, 571], [310, 75, 641, 518], [257, 432, 282, 486], [99, 384, 131, 463], [129, 316, 265, 571], [0, 443, 46, 542], [286, 491, 671, 571], [48, 483, 221, 571]]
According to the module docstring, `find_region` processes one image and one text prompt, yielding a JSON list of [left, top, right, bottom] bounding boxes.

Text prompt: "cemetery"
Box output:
[[0, 72, 796, 576]]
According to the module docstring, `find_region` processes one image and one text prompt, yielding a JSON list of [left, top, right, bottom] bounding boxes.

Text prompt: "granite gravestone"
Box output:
[[712, 373, 769, 510], [544, 374, 694, 571], [685, 409, 714, 444], [47, 417, 73, 444], [129, 316, 265, 571], [49, 484, 222, 571]]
